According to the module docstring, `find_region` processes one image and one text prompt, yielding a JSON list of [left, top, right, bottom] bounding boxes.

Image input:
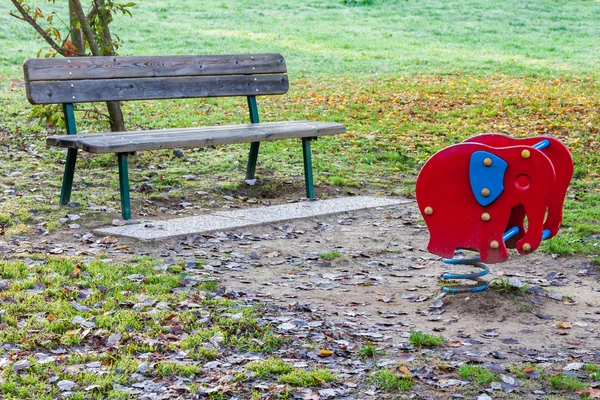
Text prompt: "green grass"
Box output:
[[0, 1, 599, 265], [155, 362, 201, 377], [509, 362, 546, 380], [0, 257, 289, 398], [584, 364, 600, 381], [459, 364, 498, 385], [409, 331, 445, 348], [549, 374, 587, 390], [1, 1, 600, 390], [489, 277, 530, 294], [356, 343, 385, 359], [278, 368, 337, 387], [489, 277, 534, 312], [318, 251, 342, 261], [200, 280, 220, 292], [246, 358, 294, 378], [2, 0, 600, 80], [369, 369, 413, 391]]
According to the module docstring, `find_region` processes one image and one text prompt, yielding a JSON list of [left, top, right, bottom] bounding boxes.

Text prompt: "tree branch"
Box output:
[[93, 0, 115, 55], [9, 1, 74, 57], [68, 0, 85, 54], [70, 0, 101, 56], [8, 11, 26, 21], [87, 7, 98, 22]]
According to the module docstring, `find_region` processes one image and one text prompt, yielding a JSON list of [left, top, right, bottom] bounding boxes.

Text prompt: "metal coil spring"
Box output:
[[441, 227, 550, 293]]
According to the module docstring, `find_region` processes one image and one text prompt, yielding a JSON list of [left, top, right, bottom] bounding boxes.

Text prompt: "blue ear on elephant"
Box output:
[[469, 151, 508, 206]]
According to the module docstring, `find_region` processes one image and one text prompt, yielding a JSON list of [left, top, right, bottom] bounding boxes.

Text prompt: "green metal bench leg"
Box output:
[[302, 138, 315, 198], [60, 103, 78, 205], [60, 148, 78, 205], [245, 95, 261, 180], [117, 153, 131, 220], [246, 142, 260, 180]]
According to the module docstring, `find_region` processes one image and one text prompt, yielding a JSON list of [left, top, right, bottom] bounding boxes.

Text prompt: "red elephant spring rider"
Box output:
[[416, 134, 573, 293]]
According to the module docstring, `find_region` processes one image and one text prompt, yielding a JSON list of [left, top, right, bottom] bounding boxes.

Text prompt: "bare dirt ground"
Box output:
[[3, 197, 599, 399], [97, 200, 600, 355]]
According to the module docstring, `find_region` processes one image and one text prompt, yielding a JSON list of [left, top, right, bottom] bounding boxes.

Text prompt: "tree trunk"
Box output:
[[71, 0, 125, 132], [94, 0, 115, 56], [96, 0, 125, 132], [107, 101, 126, 132], [71, 0, 100, 55], [68, 0, 84, 54]]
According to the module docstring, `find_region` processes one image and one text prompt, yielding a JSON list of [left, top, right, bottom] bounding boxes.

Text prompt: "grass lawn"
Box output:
[[2, 0, 600, 78], [0, 0, 597, 260], [3, 1, 598, 262], [0, 1, 598, 395], [0, 257, 289, 398]]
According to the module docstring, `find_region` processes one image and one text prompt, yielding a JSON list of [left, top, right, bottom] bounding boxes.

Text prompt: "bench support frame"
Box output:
[[117, 153, 131, 220], [245, 95, 316, 199], [58, 99, 317, 220], [60, 103, 78, 205], [302, 138, 315, 199], [52, 70, 321, 220], [245, 95, 260, 180], [60, 103, 132, 219]]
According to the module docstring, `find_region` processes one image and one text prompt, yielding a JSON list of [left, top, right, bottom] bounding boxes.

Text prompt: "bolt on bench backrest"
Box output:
[[23, 53, 289, 104]]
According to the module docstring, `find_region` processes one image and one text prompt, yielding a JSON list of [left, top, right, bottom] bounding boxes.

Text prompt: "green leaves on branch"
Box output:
[[9, 0, 136, 58], [10, 0, 133, 131]]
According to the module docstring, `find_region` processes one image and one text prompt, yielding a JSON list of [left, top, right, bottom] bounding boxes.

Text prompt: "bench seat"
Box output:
[[47, 120, 345, 154]]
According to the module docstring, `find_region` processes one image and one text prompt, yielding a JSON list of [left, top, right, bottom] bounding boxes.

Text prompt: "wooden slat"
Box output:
[[47, 121, 313, 146], [24, 54, 286, 82], [46, 121, 346, 154], [26, 74, 289, 104]]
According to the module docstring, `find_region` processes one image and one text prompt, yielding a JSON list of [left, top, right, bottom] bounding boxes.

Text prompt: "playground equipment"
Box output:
[[416, 134, 573, 293]]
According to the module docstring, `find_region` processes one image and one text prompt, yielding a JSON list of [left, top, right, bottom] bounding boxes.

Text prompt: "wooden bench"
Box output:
[[23, 53, 345, 220]]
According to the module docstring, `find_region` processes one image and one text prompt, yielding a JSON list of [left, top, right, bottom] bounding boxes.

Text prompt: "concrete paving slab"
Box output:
[[212, 196, 405, 222], [94, 196, 412, 241], [94, 214, 254, 241]]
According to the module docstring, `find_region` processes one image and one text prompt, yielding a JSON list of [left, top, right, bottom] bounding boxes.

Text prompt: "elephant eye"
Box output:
[[515, 174, 531, 190]]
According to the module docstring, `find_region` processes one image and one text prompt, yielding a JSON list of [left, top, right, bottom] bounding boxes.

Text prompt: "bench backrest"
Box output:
[[23, 53, 289, 104]]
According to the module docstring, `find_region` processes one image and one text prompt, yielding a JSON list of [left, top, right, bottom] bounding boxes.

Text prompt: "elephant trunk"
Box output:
[[542, 197, 564, 239]]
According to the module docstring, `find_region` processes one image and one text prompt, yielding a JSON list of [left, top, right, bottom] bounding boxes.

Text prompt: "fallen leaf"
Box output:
[[13, 360, 30, 372], [57, 380, 76, 391], [508, 277, 523, 288], [438, 365, 456, 371], [398, 365, 412, 376], [278, 322, 296, 331], [548, 291, 563, 301], [376, 293, 396, 303], [524, 367, 540, 379], [106, 333, 122, 346], [555, 321, 572, 329], [564, 362, 584, 371], [481, 328, 499, 338], [576, 388, 600, 399], [319, 349, 333, 357]]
